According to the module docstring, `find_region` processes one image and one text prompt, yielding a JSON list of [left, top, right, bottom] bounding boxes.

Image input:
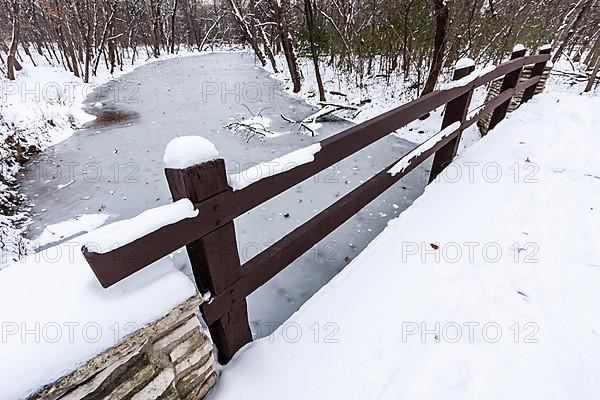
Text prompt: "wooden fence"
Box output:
[[83, 46, 551, 363]]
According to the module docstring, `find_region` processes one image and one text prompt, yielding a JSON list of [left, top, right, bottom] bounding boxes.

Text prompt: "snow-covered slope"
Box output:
[[210, 90, 600, 399]]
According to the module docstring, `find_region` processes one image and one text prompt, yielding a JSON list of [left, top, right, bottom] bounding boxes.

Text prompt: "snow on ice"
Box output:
[[34, 214, 111, 247]]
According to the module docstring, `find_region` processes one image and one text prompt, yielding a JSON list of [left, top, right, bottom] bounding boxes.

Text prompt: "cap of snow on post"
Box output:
[[513, 44, 526, 53], [455, 58, 475, 70], [163, 136, 219, 169]]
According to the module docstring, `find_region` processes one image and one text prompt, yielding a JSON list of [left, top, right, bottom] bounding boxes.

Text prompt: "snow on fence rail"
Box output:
[[82, 46, 552, 363]]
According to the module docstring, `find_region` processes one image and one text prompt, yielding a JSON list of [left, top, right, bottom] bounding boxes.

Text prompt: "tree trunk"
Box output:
[[552, 0, 592, 63], [585, 35, 600, 93], [152, 0, 162, 57], [228, 0, 266, 66], [7, 0, 21, 80], [275, 0, 301, 92], [170, 0, 178, 54], [304, 0, 325, 101], [259, 24, 278, 72], [421, 0, 449, 97]]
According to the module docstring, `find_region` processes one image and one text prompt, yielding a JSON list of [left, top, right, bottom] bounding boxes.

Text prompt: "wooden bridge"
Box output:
[[82, 46, 551, 363]]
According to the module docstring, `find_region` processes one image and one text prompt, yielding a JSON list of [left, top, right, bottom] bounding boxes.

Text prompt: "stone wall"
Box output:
[[477, 64, 551, 135], [30, 295, 217, 400]]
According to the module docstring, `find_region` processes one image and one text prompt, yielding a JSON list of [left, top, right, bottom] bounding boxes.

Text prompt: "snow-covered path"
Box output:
[[210, 90, 600, 399], [18, 52, 426, 333]]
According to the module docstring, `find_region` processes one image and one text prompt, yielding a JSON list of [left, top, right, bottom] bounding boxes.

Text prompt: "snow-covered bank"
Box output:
[[265, 54, 487, 150], [210, 90, 600, 399]]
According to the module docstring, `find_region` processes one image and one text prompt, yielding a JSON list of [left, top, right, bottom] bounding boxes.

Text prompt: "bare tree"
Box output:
[[269, 0, 301, 92], [304, 0, 325, 101], [421, 0, 449, 96], [227, 0, 267, 66], [585, 34, 600, 92], [6, 0, 21, 80]]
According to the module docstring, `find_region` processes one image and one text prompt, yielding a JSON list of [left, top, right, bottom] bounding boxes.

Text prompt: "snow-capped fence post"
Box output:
[[487, 46, 527, 132], [164, 143, 252, 364], [428, 60, 475, 183], [520, 46, 552, 104]]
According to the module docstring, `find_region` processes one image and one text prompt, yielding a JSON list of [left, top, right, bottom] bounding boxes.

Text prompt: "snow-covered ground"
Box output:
[[210, 86, 600, 399], [266, 54, 488, 150]]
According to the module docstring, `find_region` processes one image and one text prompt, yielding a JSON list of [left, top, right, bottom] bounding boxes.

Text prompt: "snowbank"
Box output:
[[210, 90, 600, 399], [0, 229, 197, 399], [265, 53, 487, 154]]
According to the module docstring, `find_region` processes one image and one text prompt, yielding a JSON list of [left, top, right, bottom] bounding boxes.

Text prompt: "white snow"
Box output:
[[33, 214, 111, 247], [513, 43, 526, 52], [540, 44, 552, 51], [455, 57, 476, 69], [0, 235, 196, 399], [442, 71, 481, 89], [84, 199, 198, 254], [388, 122, 461, 176], [477, 65, 497, 77], [227, 143, 322, 190], [442, 66, 498, 90], [163, 136, 220, 169], [242, 115, 272, 130], [210, 90, 600, 399]]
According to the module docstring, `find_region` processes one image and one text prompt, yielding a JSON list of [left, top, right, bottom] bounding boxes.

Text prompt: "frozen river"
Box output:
[[18, 52, 429, 335]]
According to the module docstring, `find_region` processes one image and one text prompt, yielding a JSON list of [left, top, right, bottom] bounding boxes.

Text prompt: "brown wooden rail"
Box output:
[[83, 46, 551, 363]]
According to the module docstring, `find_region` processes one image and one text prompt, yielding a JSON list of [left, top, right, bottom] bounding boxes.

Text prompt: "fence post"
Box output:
[[487, 46, 527, 132], [520, 46, 551, 104], [165, 158, 252, 364], [428, 61, 475, 183]]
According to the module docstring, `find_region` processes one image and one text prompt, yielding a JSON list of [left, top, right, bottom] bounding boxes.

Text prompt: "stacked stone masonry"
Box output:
[[30, 295, 216, 400], [477, 64, 551, 135]]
